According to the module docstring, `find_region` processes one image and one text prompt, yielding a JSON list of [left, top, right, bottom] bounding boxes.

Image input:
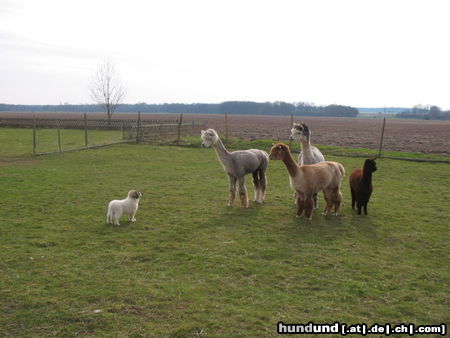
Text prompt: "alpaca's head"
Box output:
[[289, 123, 310, 142], [201, 129, 219, 147], [269, 143, 290, 160], [364, 158, 377, 173]]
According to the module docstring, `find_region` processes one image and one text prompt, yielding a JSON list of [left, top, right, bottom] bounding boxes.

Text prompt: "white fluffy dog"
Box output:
[[107, 190, 142, 225]]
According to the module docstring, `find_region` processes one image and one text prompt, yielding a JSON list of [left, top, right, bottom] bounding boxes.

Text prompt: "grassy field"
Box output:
[[0, 128, 124, 157], [0, 129, 449, 336]]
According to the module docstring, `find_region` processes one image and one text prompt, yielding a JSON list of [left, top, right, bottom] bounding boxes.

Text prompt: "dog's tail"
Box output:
[[107, 208, 114, 224]]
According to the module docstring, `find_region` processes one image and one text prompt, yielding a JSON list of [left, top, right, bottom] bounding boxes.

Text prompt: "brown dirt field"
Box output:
[[1, 112, 449, 155]]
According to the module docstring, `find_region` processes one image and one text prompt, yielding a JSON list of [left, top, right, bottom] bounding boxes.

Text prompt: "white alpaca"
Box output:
[[289, 123, 325, 165], [290, 123, 325, 208], [107, 190, 141, 225], [201, 128, 269, 207]]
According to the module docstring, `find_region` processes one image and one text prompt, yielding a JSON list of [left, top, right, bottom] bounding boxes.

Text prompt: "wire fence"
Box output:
[[215, 114, 449, 164], [0, 113, 205, 156], [0, 112, 448, 163]]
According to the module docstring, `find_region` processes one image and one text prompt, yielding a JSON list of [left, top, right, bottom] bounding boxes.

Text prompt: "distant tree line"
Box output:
[[0, 101, 359, 117], [396, 105, 450, 120]]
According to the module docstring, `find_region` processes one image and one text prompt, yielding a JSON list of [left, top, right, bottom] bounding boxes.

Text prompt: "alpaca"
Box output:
[[289, 123, 325, 208], [289, 123, 325, 165], [269, 143, 344, 220], [201, 129, 269, 207], [349, 158, 377, 215]]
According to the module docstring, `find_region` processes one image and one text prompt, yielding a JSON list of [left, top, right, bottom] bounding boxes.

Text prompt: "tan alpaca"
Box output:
[[269, 143, 345, 220]]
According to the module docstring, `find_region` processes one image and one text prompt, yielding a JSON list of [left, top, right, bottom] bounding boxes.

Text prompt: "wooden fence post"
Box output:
[[289, 113, 294, 149], [137, 112, 141, 143], [84, 113, 88, 148], [32, 114, 36, 155], [224, 112, 229, 144], [378, 117, 386, 157], [57, 120, 62, 153], [177, 113, 183, 145]]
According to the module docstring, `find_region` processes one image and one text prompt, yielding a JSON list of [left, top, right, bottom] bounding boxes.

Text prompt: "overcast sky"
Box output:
[[1, 0, 449, 108]]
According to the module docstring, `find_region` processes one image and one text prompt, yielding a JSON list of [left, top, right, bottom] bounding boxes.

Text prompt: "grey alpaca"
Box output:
[[201, 128, 269, 207], [289, 123, 325, 208]]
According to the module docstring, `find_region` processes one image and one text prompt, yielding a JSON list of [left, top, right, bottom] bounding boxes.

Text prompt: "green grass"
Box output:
[[0, 129, 449, 336]]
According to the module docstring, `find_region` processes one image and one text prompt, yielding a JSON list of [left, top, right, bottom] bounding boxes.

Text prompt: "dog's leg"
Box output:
[[130, 211, 137, 222]]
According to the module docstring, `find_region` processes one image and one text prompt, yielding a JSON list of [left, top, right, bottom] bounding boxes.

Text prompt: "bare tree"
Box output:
[[90, 60, 125, 122]]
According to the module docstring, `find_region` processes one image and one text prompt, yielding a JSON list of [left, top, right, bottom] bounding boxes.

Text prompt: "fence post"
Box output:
[[84, 113, 88, 148], [378, 117, 386, 157], [122, 122, 125, 140], [32, 114, 36, 155], [57, 120, 62, 153], [177, 113, 183, 145], [224, 112, 229, 144], [289, 113, 294, 149], [136, 112, 141, 143]]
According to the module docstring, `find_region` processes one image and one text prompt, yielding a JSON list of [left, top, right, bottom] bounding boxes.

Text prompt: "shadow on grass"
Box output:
[[198, 197, 379, 243]]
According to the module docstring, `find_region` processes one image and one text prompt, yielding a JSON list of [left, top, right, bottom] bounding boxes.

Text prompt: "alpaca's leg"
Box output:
[[259, 171, 267, 203], [357, 202, 362, 215], [321, 193, 334, 216], [304, 194, 314, 220], [363, 202, 368, 215], [350, 186, 356, 210], [228, 175, 237, 206], [252, 171, 261, 203], [334, 191, 342, 216], [313, 193, 319, 209], [237, 176, 248, 208], [296, 191, 304, 217]]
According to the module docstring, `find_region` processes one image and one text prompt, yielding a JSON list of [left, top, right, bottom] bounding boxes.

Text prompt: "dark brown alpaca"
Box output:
[[349, 158, 377, 215]]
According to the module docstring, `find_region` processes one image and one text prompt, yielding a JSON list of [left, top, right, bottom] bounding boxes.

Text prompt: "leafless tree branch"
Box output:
[[90, 60, 125, 120]]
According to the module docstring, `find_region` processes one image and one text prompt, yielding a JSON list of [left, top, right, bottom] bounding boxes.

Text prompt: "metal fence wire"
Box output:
[[0, 113, 205, 155]]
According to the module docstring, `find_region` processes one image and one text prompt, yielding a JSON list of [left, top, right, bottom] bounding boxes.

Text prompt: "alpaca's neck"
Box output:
[[361, 168, 373, 185], [212, 137, 232, 169], [281, 151, 300, 178], [300, 139, 313, 155]]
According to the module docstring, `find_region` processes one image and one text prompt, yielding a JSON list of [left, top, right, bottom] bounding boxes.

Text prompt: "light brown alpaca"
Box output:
[[269, 143, 345, 220]]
